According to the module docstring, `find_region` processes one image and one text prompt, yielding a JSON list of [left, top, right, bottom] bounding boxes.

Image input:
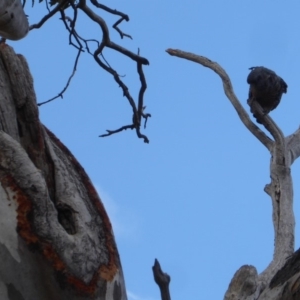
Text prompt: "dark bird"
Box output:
[[247, 66, 287, 123]]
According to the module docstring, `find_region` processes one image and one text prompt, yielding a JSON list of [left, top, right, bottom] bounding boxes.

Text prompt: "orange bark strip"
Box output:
[[0, 127, 121, 295], [45, 127, 120, 281], [2, 174, 39, 245]]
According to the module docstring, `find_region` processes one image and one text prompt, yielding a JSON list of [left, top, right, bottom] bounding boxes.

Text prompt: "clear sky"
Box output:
[[12, 1, 300, 299]]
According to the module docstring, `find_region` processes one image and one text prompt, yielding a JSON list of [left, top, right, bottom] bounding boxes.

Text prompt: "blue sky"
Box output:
[[12, 1, 300, 299]]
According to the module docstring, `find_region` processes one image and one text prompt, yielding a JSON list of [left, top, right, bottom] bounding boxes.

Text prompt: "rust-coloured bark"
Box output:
[[0, 44, 127, 299]]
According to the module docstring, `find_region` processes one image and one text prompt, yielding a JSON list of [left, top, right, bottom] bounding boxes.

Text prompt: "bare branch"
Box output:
[[99, 125, 134, 137], [29, 2, 64, 30], [38, 47, 81, 106], [77, 0, 150, 142], [152, 259, 171, 300], [37, 8, 83, 106], [113, 17, 132, 40], [26, 0, 150, 142], [286, 127, 300, 165], [166, 48, 273, 151], [167, 48, 295, 297], [90, 0, 129, 21], [89, 0, 132, 39]]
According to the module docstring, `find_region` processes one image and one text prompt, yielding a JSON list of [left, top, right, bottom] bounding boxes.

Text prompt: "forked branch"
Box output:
[[28, 0, 150, 143], [167, 48, 295, 299]]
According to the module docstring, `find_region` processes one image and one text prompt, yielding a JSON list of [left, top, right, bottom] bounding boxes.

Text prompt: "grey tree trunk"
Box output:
[[166, 49, 300, 300], [0, 45, 127, 300], [0, 0, 29, 40]]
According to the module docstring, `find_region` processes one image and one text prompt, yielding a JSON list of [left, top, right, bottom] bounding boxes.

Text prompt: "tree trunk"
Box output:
[[0, 44, 127, 299], [0, 0, 29, 40], [166, 49, 300, 300]]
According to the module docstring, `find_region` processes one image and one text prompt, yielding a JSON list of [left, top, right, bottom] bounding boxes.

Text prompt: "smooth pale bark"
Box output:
[[0, 0, 29, 40], [0, 44, 127, 299], [166, 49, 300, 300]]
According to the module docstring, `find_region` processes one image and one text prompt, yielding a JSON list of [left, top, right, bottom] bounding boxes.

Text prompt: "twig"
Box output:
[[27, 0, 150, 142], [79, 0, 150, 142], [29, 2, 64, 30], [90, 0, 129, 20], [89, 0, 132, 39], [99, 125, 135, 137], [38, 47, 81, 106], [137, 51, 151, 129], [113, 17, 132, 39]]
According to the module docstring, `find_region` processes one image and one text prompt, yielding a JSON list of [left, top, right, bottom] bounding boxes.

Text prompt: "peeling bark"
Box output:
[[0, 44, 127, 299]]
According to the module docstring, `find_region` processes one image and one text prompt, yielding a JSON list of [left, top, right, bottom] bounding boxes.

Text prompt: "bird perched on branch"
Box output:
[[247, 66, 287, 124]]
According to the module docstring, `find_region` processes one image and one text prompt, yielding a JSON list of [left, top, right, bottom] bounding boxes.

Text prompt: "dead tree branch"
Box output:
[[166, 48, 295, 299], [27, 0, 150, 143], [166, 49, 273, 151], [152, 259, 171, 300], [29, 2, 64, 30], [90, 0, 132, 39]]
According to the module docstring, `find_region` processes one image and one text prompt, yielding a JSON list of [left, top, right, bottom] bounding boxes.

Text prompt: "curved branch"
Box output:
[[38, 47, 81, 106], [166, 48, 295, 298], [29, 3, 63, 30], [166, 49, 273, 151]]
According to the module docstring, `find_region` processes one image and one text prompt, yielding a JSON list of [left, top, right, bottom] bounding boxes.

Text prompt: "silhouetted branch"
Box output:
[[98, 54, 150, 143], [90, 0, 132, 39], [90, 0, 129, 20], [152, 259, 171, 300], [99, 125, 134, 137], [166, 48, 273, 151], [29, 2, 64, 30], [113, 17, 132, 39], [137, 55, 151, 129], [26, 0, 150, 142], [38, 46, 81, 106]]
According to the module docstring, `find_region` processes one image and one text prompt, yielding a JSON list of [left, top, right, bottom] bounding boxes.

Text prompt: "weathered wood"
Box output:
[[0, 44, 127, 299], [152, 259, 171, 300], [0, 0, 29, 40], [224, 265, 259, 300], [257, 248, 300, 299], [166, 49, 299, 300]]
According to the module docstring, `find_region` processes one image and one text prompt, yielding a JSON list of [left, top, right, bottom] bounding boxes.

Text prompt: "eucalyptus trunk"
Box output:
[[0, 0, 29, 40], [0, 45, 127, 300], [167, 48, 300, 300]]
